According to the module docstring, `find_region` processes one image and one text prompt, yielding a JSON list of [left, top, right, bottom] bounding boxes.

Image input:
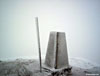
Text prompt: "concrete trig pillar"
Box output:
[[45, 31, 69, 70]]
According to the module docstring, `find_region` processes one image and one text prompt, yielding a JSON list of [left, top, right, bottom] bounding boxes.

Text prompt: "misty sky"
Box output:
[[0, 0, 100, 64]]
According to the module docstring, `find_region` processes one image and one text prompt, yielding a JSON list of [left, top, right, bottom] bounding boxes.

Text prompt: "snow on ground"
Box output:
[[0, 58, 100, 76], [69, 58, 100, 69]]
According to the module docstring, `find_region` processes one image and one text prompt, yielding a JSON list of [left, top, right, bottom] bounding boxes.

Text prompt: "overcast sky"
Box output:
[[0, 0, 100, 64]]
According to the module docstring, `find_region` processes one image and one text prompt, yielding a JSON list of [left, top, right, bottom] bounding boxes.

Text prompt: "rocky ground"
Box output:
[[0, 58, 100, 76]]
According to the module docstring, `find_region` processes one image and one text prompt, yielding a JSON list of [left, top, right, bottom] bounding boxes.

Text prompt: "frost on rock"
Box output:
[[0, 59, 32, 76], [0, 58, 100, 76]]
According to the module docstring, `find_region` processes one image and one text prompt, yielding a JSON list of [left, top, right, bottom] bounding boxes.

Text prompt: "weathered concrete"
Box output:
[[45, 31, 69, 70]]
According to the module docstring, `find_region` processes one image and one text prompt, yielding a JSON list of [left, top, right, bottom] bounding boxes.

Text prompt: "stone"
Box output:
[[44, 31, 69, 70]]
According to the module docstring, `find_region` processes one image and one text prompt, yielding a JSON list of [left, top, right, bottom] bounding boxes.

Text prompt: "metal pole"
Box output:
[[35, 17, 42, 72]]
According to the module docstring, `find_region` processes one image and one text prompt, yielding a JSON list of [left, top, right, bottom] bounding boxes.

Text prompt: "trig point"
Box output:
[[44, 31, 69, 70]]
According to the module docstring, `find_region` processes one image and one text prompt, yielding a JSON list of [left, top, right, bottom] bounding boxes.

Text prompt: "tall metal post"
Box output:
[[35, 17, 42, 72]]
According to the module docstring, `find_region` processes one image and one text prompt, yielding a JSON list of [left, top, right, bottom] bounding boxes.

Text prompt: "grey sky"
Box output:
[[0, 0, 100, 64]]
